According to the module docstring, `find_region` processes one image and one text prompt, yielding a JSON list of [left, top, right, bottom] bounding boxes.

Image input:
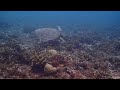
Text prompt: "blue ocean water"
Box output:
[[0, 11, 120, 29]]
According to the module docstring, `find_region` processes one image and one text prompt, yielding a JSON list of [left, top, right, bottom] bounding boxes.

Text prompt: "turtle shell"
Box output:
[[35, 28, 61, 42]]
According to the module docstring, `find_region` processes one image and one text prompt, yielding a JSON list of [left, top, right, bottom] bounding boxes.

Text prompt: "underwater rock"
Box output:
[[111, 71, 120, 79], [94, 69, 112, 79], [57, 72, 71, 79], [94, 40, 120, 56], [67, 69, 87, 79], [48, 49, 58, 55], [106, 56, 120, 70], [38, 40, 61, 49], [0, 64, 32, 79], [44, 63, 57, 74], [48, 54, 68, 67]]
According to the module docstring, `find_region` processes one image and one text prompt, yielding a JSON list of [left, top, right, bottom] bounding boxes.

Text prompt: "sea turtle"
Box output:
[[34, 26, 65, 43]]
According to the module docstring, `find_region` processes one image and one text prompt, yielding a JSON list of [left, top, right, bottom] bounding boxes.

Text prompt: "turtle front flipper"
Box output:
[[57, 26, 62, 32]]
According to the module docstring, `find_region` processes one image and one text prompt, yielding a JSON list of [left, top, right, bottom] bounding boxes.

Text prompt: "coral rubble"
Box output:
[[0, 25, 120, 79]]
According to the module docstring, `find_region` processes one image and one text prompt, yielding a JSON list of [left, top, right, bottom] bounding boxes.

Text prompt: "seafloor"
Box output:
[[0, 23, 120, 79]]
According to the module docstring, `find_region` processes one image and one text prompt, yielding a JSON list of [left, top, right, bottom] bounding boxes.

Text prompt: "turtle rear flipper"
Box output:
[[59, 37, 66, 43]]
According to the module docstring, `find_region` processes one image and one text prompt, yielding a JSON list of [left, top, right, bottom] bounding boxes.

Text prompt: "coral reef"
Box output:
[[0, 25, 120, 79]]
